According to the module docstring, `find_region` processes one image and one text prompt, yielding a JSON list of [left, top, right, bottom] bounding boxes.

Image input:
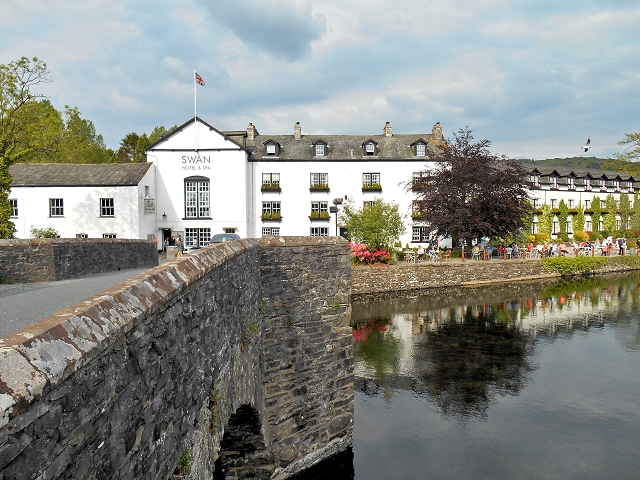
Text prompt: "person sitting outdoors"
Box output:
[[559, 243, 567, 256], [417, 244, 425, 263], [485, 243, 494, 260]]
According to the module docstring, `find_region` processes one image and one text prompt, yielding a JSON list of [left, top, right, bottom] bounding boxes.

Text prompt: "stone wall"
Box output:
[[0, 237, 353, 480], [350, 261, 556, 296], [258, 237, 353, 479], [350, 258, 640, 297], [0, 238, 159, 283]]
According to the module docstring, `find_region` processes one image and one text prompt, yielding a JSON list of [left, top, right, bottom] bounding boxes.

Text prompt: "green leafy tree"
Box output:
[[614, 132, 640, 163], [558, 199, 569, 234], [538, 203, 553, 235], [56, 106, 115, 164], [0, 56, 56, 238], [117, 132, 148, 163], [619, 193, 631, 232], [591, 195, 601, 232], [631, 192, 640, 232], [339, 198, 406, 251], [573, 202, 586, 232], [603, 194, 617, 233]]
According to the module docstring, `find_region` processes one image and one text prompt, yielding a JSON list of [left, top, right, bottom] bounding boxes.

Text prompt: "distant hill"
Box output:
[[512, 157, 609, 170]]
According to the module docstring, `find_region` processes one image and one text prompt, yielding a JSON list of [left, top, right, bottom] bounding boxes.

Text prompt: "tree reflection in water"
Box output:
[[412, 308, 535, 419], [352, 272, 640, 420]]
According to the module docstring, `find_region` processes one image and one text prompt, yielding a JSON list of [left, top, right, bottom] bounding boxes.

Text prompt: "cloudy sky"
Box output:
[[2, 0, 639, 159]]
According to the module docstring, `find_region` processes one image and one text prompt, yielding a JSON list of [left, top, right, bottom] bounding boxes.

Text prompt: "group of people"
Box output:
[[416, 242, 437, 262], [162, 235, 184, 256]]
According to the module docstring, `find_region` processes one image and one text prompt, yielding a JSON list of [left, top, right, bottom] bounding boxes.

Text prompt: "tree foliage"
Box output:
[[603, 193, 617, 233], [411, 127, 531, 246], [591, 195, 601, 232], [339, 198, 406, 251], [631, 193, 640, 232], [573, 202, 586, 232], [558, 199, 569, 234], [0, 57, 56, 238], [538, 203, 553, 235], [619, 193, 631, 232], [614, 132, 640, 163]]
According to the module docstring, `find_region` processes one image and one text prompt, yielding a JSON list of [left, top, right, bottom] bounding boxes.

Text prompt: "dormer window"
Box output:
[[550, 176, 558, 189], [312, 140, 327, 157], [585, 178, 592, 190], [416, 144, 425, 156], [530, 174, 540, 186], [264, 140, 279, 157], [362, 139, 379, 156]]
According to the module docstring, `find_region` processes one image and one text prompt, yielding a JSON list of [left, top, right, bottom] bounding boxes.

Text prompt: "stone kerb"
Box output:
[[0, 238, 159, 283], [0, 239, 263, 479]]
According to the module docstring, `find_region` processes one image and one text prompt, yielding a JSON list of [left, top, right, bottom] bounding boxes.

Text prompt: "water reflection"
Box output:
[[352, 273, 640, 420]]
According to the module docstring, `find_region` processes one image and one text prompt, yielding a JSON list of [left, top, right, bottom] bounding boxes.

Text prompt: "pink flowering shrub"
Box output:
[[349, 242, 390, 265]]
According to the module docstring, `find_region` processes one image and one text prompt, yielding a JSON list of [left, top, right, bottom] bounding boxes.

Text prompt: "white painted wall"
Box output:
[[251, 159, 436, 246], [148, 121, 250, 243], [9, 167, 156, 240]]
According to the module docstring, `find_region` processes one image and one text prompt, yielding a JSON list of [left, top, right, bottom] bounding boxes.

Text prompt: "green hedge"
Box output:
[[541, 256, 608, 274]]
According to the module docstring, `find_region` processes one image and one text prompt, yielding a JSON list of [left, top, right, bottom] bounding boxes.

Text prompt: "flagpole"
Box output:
[[194, 69, 198, 151]]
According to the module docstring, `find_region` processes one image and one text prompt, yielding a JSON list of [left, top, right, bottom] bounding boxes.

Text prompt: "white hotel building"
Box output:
[[7, 117, 637, 247]]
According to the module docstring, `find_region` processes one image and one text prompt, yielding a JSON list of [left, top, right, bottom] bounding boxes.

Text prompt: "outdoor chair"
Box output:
[[505, 247, 512, 259]]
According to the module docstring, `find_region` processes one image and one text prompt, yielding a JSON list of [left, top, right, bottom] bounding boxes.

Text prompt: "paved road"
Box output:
[[0, 268, 150, 339]]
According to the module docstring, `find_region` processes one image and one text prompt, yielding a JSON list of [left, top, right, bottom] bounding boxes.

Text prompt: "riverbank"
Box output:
[[350, 257, 640, 297]]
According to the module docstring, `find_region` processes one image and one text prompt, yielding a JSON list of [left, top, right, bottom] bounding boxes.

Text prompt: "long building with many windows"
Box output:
[[7, 117, 638, 247]]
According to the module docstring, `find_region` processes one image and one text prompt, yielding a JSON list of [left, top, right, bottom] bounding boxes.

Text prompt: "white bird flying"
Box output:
[[583, 138, 591, 152]]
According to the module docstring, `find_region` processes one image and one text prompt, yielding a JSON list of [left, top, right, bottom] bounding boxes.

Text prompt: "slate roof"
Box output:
[[531, 167, 637, 182], [9, 163, 153, 187], [244, 133, 438, 160]]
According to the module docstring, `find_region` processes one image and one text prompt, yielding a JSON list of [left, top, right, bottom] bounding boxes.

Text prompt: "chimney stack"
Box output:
[[294, 122, 301, 140], [247, 123, 256, 140], [384, 121, 392, 137], [431, 122, 443, 139]]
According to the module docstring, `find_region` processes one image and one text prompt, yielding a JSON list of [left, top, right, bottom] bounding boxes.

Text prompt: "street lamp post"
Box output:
[[331, 197, 344, 237]]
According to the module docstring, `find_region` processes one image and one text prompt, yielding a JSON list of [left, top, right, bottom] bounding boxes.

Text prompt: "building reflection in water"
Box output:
[[351, 274, 640, 419]]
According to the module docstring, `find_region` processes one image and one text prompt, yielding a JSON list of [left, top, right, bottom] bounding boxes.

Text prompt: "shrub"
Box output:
[[349, 242, 390, 265], [534, 232, 551, 244], [557, 232, 569, 242], [624, 230, 636, 238], [527, 234, 536, 243], [541, 256, 608, 274], [572, 230, 589, 242], [589, 231, 603, 241], [30, 226, 59, 238]]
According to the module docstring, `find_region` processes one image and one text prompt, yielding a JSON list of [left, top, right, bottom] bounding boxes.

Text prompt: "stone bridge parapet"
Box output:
[[0, 237, 353, 479]]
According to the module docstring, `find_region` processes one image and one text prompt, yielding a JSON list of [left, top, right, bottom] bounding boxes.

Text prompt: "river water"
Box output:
[[295, 272, 640, 479]]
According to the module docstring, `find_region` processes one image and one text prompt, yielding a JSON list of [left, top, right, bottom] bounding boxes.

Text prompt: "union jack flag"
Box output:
[[195, 72, 205, 86]]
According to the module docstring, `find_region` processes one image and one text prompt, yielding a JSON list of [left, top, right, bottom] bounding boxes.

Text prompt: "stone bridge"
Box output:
[[0, 237, 354, 479]]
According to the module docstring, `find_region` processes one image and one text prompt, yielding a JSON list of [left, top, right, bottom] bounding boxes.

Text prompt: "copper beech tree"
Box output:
[[412, 127, 531, 248]]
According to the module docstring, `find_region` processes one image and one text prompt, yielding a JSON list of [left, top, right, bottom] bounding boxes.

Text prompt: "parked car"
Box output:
[[211, 233, 240, 243]]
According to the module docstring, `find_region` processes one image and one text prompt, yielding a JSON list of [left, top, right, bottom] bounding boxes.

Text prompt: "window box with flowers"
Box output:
[[261, 211, 282, 221], [309, 184, 329, 191], [362, 183, 382, 192], [261, 183, 281, 192], [309, 211, 330, 221]]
